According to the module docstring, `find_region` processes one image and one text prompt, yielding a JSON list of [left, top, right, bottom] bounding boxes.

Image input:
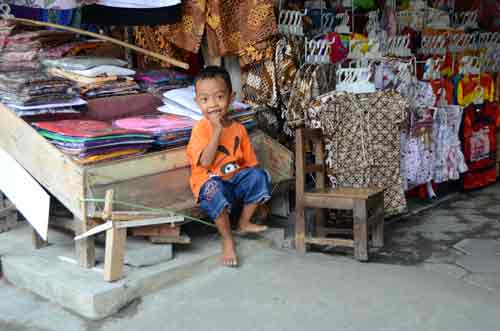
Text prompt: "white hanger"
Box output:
[[454, 10, 478, 30], [305, 38, 334, 64], [336, 67, 375, 94], [422, 57, 442, 81], [278, 9, 308, 36], [335, 13, 350, 34]]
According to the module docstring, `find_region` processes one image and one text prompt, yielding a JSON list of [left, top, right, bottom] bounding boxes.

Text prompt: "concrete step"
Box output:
[[0, 224, 286, 320]]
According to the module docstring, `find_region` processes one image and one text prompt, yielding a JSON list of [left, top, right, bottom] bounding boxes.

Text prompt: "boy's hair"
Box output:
[[194, 66, 233, 93]]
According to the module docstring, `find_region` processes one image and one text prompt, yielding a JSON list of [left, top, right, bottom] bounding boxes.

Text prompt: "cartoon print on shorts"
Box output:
[[217, 136, 241, 175]]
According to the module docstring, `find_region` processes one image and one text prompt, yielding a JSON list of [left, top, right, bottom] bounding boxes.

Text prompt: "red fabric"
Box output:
[[462, 103, 499, 190], [325, 32, 348, 64]]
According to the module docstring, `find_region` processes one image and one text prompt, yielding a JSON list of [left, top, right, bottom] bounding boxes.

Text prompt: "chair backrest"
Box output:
[[295, 128, 327, 202]]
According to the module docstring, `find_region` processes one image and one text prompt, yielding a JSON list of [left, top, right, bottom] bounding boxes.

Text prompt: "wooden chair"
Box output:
[[294, 128, 385, 261]]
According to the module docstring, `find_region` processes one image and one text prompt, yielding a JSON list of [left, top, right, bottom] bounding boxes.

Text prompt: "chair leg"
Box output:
[[353, 200, 368, 261], [371, 194, 384, 248], [294, 208, 307, 255], [315, 208, 327, 237]]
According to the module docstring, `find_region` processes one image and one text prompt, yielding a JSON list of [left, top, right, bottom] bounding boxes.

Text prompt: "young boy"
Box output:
[[187, 66, 270, 267]]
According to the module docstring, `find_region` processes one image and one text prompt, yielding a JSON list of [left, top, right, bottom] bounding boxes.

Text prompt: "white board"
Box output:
[[0, 147, 50, 240]]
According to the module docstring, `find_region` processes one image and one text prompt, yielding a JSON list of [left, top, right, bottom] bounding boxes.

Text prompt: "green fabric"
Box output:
[[37, 129, 150, 143], [354, 0, 376, 10]]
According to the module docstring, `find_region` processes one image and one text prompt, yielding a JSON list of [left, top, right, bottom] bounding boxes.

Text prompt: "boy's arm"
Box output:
[[199, 125, 222, 168], [199, 111, 224, 168]]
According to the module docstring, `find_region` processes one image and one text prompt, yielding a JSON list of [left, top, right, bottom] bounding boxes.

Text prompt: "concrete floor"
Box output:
[[1, 182, 500, 331]]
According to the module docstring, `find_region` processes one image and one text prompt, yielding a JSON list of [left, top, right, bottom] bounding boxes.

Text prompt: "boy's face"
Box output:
[[195, 77, 233, 119]]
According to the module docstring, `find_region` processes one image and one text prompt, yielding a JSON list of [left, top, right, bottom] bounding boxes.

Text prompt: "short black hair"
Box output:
[[194, 65, 232, 93]]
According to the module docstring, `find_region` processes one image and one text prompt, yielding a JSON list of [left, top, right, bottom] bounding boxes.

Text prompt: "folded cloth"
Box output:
[[0, 49, 39, 62], [81, 80, 140, 98], [113, 113, 194, 135], [37, 129, 151, 143], [32, 119, 149, 138], [67, 65, 136, 77], [0, 70, 70, 91], [0, 92, 78, 106], [6, 97, 87, 111], [135, 69, 191, 85], [60, 143, 152, 157], [42, 56, 127, 71], [73, 149, 146, 165], [48, 67, 119, 85], [49, 138, 154, 150]]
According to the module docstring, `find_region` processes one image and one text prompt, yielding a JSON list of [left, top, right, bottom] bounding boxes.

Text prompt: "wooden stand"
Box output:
[[294, 128, 385, 261], [75, 189, 185, 282]]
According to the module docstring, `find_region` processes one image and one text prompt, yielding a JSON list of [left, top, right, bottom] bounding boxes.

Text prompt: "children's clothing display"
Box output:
[[309, 91, 408, 216]]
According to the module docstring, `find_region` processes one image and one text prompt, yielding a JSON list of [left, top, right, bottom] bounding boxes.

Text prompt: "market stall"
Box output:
[[0, 0, 499, 272]]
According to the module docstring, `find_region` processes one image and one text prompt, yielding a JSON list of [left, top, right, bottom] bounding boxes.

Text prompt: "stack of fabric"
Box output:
[[43, 57, 140, 99], [0, 21, 74, 72], [158, 86, 255, 130], [0, 70, 86, 116], [114, 114, 194, 149], [135, 69, 192, 96], [32, 119, 154, 165]]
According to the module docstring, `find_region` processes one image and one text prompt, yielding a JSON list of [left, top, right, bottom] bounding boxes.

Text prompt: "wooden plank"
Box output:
[[307, 187, 384, 199], [252, 131, 294, 183], [321, 228, 353, 235], [74, 222, 113, 241], [303, 194, 354, 210], [150, 235, 191, 245], [78, 175, 96, 268], [116, 216, 184, 229], [371, 194, 384, 248], [102, 189, 115, 221], [87, 168, 196, 214], [306, 237, 354, 248], [353, 199, 368, 261], [131, 223, 181, 237], [75, 215, 96, 268], [303, 128, 323, 141], [88, 211, 168, 221], [0, 104, 85, 219], [85, 149, 189, 186], [104, 225, 127, 282], [294, 128, 307, 255]]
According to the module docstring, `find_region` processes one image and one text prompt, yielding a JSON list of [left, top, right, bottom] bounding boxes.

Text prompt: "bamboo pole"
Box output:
[[2, 16, 189, 70]]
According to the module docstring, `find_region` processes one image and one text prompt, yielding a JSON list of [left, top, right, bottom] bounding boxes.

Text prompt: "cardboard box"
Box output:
[[251, 131, 294, 184]]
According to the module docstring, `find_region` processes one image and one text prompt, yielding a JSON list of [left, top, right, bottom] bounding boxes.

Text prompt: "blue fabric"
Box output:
[[199, 167, 271, 221]]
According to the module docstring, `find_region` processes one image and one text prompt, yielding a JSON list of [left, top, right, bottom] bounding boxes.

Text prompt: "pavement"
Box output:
[[1, 182, 500, 331]]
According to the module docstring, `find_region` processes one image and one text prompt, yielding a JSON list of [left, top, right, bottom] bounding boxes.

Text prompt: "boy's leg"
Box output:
[[231, 168, 271, 234], [237, 202, 268, 234], [199, 179, 238, 266], [214, 210, 237, 266]]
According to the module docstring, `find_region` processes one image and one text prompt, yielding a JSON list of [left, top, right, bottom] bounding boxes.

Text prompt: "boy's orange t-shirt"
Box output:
[[186, 118, 259, 199]]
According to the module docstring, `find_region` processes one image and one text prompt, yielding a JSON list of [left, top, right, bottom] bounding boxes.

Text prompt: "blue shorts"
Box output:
[[199, 167, 271, 221]]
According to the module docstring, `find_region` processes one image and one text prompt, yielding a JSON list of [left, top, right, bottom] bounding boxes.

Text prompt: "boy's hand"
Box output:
[[208, 110, 223, 131]]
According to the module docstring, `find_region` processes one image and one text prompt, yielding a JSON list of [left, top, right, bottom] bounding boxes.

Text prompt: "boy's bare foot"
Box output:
[[220, 239, 238, 267], [235, 224, 268, 235]]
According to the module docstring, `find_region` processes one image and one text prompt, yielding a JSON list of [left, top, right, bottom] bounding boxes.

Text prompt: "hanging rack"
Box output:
[[278, 9, 308, 36], [0, 4, 189, 69]]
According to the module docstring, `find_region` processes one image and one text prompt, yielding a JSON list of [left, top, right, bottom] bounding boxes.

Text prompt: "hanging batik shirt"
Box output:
[[308, 91, 408, 216]]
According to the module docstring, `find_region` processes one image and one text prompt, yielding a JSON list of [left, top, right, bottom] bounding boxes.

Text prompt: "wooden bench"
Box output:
[[294, 128, 385, 261]]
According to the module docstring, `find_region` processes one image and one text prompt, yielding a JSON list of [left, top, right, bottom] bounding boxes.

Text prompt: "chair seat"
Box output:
[[305, 187, 384, 199]]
